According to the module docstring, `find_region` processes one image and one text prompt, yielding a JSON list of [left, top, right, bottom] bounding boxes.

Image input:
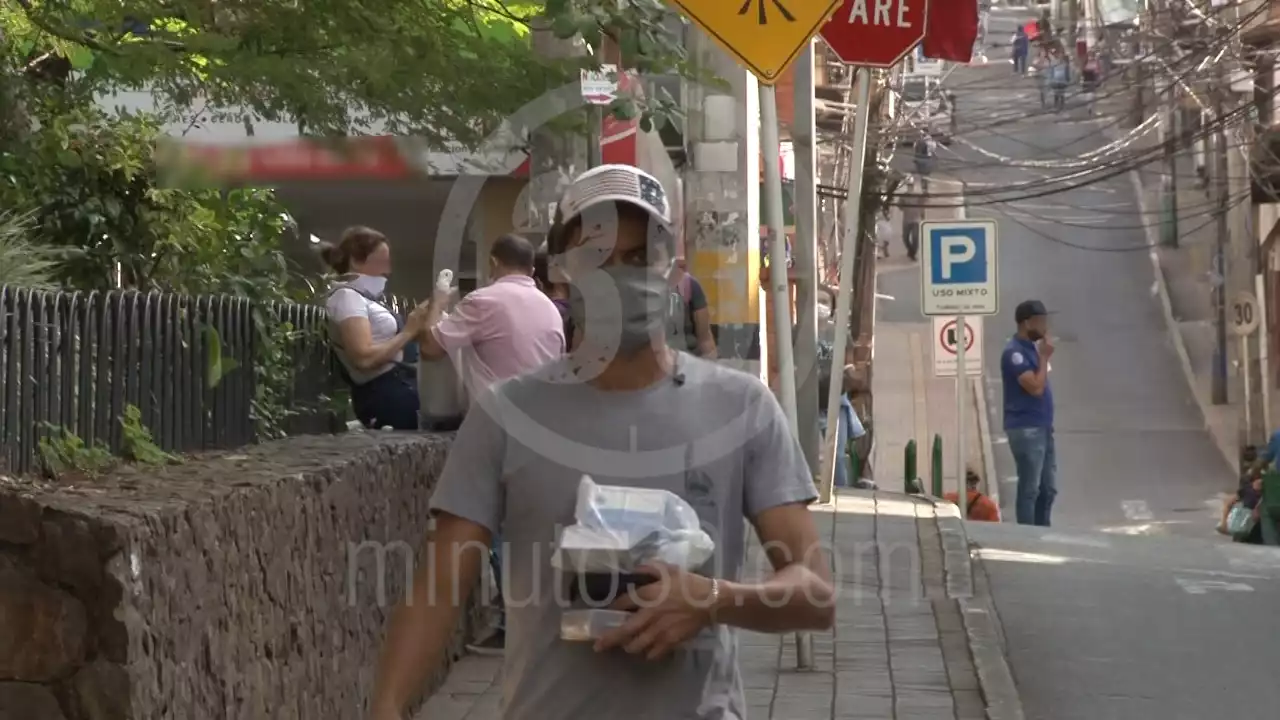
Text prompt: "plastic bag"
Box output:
[[1226, 504, 1255, 540], [552, 476, 716, 575]]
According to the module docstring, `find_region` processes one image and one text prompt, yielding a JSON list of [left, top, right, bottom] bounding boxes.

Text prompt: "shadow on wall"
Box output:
[[0, 432, 475, 720]]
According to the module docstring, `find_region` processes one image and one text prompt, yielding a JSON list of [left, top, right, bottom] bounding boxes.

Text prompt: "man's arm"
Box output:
[[1249, 431, 1280, 475], [713, 503, 834, 632], [369, 394, 507, 719], [1016, 367, 1048, 397], [370, 514, 490, 719], [422, 293, 491, 361], [724, 387, 834, 631], [1010, 344, 1052, 397]]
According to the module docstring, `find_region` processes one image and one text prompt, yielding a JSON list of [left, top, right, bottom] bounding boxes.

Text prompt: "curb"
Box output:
[[961, 548, 1025, 720], [1125, 169, 1238, 476], [926, 500, 1026, 720]]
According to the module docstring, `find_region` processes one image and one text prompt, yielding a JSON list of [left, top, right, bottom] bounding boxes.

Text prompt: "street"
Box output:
[[907, 8, 1280, 720], [970, 521, 1280, 719], [935, 8, 1235, 539]]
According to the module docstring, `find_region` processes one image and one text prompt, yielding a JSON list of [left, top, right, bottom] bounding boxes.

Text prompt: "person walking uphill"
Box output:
[[1001, 300, 1057, 527], [368, 164, 834, 720], [1011, 25, 1030, 74]]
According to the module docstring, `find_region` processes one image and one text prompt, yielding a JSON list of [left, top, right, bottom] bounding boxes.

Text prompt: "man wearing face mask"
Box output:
[[1002, 299, 1057, 526], [368, 165, 834, 720]]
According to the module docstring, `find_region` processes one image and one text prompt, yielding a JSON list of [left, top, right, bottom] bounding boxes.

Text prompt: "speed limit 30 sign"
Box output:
[[1231, 292, 1259, 337]]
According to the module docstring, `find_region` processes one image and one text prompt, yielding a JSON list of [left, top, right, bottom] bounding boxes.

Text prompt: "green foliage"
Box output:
[[120, 404, 178, 465], [37, 424, 116, 480], [3, 0, 696, 143], [0, 95, 300, 298], [37, 405, 178, 480], [0, 211, 65, 288]]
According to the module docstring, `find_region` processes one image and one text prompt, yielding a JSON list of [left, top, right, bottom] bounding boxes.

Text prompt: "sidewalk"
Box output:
[[871, 324, 990, 502], [872, 177, 998, 506], [414, 492, 1022, 720], [1127, 151, 1242, 476]]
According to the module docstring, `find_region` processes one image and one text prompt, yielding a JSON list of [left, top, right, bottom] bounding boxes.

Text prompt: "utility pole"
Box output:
[[1164, 93, 1179, 247], [793, 43, 821, 476], [1212, 62, 1230, 406]]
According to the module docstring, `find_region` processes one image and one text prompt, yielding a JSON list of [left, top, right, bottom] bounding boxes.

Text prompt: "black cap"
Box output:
[[1014, 300, 1048, 324]]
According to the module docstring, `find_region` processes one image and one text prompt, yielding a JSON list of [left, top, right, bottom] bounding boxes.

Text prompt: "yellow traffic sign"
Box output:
[[669, 0, 842, 84]]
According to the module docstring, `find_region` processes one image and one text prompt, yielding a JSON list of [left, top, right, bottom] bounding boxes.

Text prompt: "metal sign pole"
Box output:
[[763, 79, 809, 673], [1243, 333, 1252, 443], [956, 314, 968, 520], [761, 84, 800, 438], [819, 66, 874, 505], [1258, 274, 1273, 436]]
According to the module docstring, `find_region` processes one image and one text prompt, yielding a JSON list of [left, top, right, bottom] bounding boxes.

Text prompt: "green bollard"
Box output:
[[931, 434, 944, 498], [904, 440, 917, 494]]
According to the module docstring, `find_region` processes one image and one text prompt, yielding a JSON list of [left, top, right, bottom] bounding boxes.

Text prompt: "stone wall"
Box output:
[[0, 432, 477, 720]]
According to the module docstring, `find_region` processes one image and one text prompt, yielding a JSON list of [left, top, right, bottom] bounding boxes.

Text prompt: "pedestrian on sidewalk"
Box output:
[[1011, 26, 1029, 74], [668, 258, 718, 359], [901, 187, 924, 261], [368, 164, 835, 720], [1002, 300, 1057, 527], [418, 233, 567, 656], [534, 250, 574, 347], [320, 226, 433, 431], [819, 364, 869, 489]]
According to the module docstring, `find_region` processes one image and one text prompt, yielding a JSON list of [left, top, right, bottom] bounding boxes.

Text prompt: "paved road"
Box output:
[[970, 521, 1280, 720], [925, 12, 1236, 539], [909, 12, 1277, 720]]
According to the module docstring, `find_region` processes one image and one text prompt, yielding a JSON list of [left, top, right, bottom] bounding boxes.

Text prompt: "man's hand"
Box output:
[[1039, 337, 1055, 361], [406, 303, 433, 331], [595, 564, 717, 661]]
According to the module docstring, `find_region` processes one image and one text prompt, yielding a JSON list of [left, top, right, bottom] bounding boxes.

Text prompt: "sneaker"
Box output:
[[466, 628, 505, 656]]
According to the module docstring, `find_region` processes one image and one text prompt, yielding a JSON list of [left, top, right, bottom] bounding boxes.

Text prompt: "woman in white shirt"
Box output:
[[320, 226, 429, 429]]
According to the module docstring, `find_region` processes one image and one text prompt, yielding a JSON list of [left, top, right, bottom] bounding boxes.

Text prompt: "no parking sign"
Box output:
[[933, 316, 983, 377]]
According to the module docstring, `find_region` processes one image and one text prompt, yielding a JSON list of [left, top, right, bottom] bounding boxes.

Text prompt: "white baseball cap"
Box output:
[[555, 164, 674, 234]]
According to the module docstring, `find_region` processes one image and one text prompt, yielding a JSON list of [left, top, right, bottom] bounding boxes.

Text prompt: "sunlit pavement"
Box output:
[[969, 522, 1280, 720], [415, 491, 1018, 719]]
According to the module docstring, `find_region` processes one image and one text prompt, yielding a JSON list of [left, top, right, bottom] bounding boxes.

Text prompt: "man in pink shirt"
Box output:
[[418, 233, 564, 656], [420, 234, 565, 403]]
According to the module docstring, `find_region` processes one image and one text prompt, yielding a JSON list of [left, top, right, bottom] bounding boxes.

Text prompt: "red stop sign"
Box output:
[[821, 0, 929, 67]]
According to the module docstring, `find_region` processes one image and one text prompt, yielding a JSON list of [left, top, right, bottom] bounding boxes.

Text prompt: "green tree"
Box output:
[[3, 0, 692, 144]]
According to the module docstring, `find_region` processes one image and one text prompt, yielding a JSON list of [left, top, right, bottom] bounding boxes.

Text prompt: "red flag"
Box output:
[[922, 0, 980, 63]]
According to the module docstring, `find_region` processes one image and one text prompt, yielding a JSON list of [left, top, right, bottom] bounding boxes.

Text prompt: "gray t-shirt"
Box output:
[[429, 354, 817, 720]]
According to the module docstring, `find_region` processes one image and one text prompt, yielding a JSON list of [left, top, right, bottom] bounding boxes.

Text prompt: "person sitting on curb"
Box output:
[[944, 468, 1001, 522]]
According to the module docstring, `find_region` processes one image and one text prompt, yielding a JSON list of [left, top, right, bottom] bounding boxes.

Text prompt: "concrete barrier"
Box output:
[[0, 432, 477, 720]]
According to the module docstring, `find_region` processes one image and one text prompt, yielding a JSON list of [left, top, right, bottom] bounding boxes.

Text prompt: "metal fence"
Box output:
[[0, 285, 346, 476]]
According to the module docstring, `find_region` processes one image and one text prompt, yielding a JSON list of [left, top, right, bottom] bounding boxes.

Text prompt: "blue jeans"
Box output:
[[1007, 427, 1057, 526], [490, 534, 505, 631]]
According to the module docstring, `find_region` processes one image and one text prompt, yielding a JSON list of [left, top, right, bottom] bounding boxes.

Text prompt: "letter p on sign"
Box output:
[[929, 226, 988, 284], [940, 235, 975, 280]]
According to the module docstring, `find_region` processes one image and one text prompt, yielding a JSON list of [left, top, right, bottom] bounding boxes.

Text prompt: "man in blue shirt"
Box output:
[[1002, 300, 1056, 526]]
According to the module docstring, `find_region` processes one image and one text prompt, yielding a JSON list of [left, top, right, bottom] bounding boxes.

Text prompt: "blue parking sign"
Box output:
[[920, 220, 998, 316]]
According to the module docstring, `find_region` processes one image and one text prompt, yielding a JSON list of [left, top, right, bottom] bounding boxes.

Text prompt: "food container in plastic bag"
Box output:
[[555, 476, 716, 642]]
